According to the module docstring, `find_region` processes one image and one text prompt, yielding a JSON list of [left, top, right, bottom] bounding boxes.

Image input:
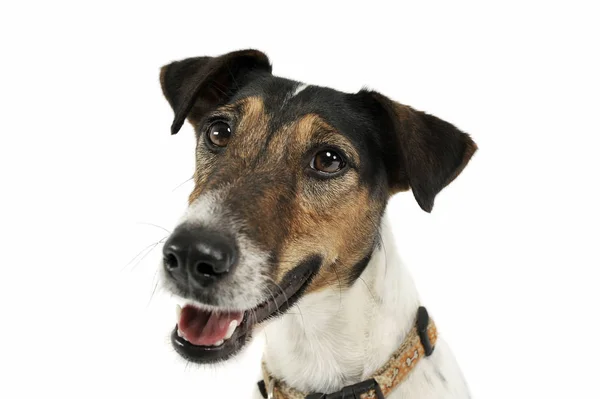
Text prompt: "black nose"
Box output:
[[162, 226, 237, 285]]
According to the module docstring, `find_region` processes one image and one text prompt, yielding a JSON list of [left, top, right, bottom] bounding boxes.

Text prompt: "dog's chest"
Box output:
[[263, 289, 370, 391]]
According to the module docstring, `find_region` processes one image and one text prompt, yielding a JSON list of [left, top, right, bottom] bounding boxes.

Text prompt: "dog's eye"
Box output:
[[311, 150, 346, 174], [207, 122, 232, 147]]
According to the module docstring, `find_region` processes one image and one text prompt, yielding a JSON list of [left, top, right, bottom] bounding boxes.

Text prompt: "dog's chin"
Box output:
[[170, 256, 321, 364]]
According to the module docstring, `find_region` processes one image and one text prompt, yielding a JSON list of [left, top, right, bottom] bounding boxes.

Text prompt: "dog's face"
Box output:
[[159, 50, 476, 363]]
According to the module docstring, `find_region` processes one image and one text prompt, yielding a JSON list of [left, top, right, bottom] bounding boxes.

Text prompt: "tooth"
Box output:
[[177, 328, 183, 338], [225, 320, 238, 340], [175, 304, 182, 320], [214, 339, 224, 346]]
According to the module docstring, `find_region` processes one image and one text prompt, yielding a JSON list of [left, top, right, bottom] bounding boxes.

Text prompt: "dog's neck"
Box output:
[[261, 216, 469, 398]]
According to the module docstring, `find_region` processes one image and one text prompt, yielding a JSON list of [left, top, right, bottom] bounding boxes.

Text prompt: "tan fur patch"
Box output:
[[188, 97, 269, 203], [229, 97, 270, 162], [276, 186, 381, 293], [294, 114, 360, 166], [267, 115, 379, 291]]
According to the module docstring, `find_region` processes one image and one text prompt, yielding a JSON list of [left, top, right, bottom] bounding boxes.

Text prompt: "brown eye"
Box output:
[[311, 149, 346, 174], [207, 121, 232, 147]]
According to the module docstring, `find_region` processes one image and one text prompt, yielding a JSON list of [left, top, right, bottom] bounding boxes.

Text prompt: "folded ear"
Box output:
[[160, 49, 272, 134], [364, 90, 477, 212]]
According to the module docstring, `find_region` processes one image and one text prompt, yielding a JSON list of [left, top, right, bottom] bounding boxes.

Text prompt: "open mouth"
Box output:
[[171, 261, 317, 363]]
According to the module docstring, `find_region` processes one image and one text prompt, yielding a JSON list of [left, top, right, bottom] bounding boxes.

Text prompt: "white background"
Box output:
[[1, 1, 599, 398]]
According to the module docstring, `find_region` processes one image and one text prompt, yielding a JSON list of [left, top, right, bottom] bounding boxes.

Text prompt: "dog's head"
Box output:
[[159, 50, 476, 363]]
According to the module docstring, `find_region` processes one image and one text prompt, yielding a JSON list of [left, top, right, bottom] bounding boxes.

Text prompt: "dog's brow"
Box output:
[[293, 114, 360, 166]]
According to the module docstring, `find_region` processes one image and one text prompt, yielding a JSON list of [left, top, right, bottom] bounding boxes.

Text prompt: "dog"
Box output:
[[158, 49, 476, 398]]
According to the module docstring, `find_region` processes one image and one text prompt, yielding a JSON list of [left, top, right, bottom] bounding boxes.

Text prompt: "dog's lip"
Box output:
[[251, 265, 316, 323], [171, 264, 317, 363]]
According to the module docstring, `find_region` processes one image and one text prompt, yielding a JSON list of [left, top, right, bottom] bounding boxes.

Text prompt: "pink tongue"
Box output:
[[178, 305, 243, 346]]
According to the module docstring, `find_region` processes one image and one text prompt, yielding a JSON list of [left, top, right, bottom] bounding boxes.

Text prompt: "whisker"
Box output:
[[130, 238, 168, 271], [264, 276, 290, 313], [379, 229, 389, 276], [147, 270, 160, 306], [265, 279, 299, 314], [330, 262, 343, 312], [251, 307, 259, 327], [294, 303, 308, 339], [135, 222, 172, 234], [263, 285, 278, 310], [172, 176, 194, 192], [122, 237, 167, 271], [358, 276, 377, 303]]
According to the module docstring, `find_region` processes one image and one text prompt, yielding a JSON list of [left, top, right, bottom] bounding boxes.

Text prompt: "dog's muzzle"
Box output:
[[161, 224, 322, 363]]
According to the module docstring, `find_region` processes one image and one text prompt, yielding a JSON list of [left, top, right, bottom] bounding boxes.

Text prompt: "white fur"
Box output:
[[181, 189, 229, 228], [291, 83, 309, 97], [280, 83, 310, 108], [254, 215, 470, 398]]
